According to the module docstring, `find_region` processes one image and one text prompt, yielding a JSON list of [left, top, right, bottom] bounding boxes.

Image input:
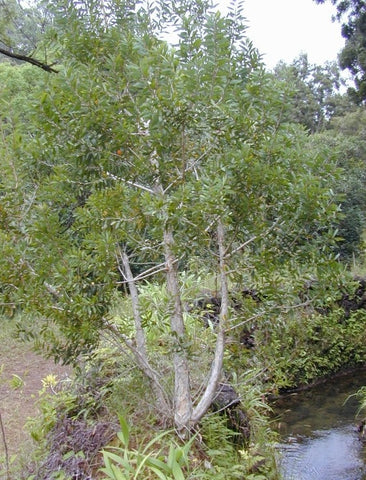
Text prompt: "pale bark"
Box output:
[[118, 248, 171, 413], [120, 250, 147, 355], [149, 148, 193, 431], [191, 219, 228, 425], [163, 227, 192, 431]]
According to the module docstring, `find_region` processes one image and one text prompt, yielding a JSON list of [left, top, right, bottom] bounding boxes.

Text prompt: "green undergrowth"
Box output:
[[224, 270, 366, 393], [17, 344, 278, 480], [3, 266, 366, 479], [251, 308, 366, 392], [100, 412, 277, 480]]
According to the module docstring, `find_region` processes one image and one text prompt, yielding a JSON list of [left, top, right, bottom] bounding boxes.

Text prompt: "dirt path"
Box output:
[[0, 320, 71, 476]]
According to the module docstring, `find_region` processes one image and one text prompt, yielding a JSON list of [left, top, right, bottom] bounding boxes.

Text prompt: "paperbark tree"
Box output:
[[1, 0, 342, 431]]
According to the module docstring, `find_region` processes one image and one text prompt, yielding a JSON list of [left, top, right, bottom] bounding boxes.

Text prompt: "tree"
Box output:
[[317, 107, 366, 260], [273, 54, 351, 132], [314, 0, 366, 102], [1, 0, 342, 432], [0, 62, 48, 316], [0, 0, 57, 72]]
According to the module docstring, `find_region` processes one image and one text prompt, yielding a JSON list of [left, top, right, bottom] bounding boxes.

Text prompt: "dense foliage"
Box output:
[[273, 54, 344, 133], [271, 54, 366, 260], [314, 0, 366, 102], [0, 0, 366, 478]]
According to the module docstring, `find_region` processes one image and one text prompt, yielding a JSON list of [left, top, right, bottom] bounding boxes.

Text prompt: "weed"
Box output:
[[100, 415, 194, 480]]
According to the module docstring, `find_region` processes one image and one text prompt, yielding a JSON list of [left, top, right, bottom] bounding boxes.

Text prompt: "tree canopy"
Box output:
[[273, 54, 344, 132], [0, 0, 357, 433], [314, 0, 366, 102], [0, 0, 57, 71]]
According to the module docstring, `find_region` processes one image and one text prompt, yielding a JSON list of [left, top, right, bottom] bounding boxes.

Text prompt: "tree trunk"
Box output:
[[163, 227, 192, 432], [191, 219, 228, 425], [119, 248, 171, 414]]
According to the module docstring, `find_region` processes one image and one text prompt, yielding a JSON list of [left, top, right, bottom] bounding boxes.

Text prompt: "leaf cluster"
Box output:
[[0, 0, 345, 368]]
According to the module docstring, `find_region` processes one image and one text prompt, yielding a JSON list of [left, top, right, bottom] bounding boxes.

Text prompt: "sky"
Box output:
[[219, 0, 345, 69]]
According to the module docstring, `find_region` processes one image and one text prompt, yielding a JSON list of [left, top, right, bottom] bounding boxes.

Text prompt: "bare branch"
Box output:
[[22, 186, 38, 219], [106, 171, 155, 194], [115, 248, 172, 412], [0, 47, 58, 73], [225, 235, 257, 259], [281, 299, 315, 312], [117, 248, 148, 356], [117, 260, 172, 285], [226, 312, 265, 332], [225, 217, 284, 259], [134, 261, 167, 280], [44, 281, 60, 299], [163, 147, 213, 194]]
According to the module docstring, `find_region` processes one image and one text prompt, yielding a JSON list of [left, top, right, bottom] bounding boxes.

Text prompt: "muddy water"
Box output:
[[273, 369, 366, 480]]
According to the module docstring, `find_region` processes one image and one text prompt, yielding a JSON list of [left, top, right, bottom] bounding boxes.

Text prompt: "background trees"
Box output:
[[314, 0, 366, 102], [0, 0, 56, 71], [317, 107, 366, 260], [273, 54, 344, 133], [271, 53, 366, 261]]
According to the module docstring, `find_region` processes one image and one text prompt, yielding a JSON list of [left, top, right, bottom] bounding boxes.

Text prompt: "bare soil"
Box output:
[[0, 320, 71, 477]]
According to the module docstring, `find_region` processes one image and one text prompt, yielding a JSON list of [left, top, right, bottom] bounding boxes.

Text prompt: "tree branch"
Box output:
[[0, 411, 10, 480], [116, 247, 171, 413], [163, 226, 193, 432], [225, 217, 284, 259], [191, 218, 227, 425], [106, 171, 155, 194], [0, 47, 58, 73]]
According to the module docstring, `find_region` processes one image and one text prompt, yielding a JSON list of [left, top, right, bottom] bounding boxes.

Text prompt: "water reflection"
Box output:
[[273, 369, 366, 480]]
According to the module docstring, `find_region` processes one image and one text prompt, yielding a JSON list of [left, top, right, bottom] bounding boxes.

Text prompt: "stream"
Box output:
[[273, 368, 366, 480]]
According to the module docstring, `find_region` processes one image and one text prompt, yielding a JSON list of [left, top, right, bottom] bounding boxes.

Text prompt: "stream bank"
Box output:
[[272, 367, 366, 480]]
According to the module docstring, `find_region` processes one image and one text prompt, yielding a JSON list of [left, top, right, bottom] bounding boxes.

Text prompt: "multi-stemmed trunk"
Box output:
[[163, 219, 229, 431], [163, 227, 193, 431], [119, 219, 229, 432]]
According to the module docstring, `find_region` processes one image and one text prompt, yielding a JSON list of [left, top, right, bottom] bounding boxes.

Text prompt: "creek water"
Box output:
[[272, 368, 366, 480]]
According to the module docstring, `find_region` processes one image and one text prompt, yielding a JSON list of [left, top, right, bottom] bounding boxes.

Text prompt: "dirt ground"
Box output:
[[0, 320, 71, 477]]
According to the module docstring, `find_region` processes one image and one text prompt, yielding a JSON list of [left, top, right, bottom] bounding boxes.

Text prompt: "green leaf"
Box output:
[[118, 415, 130, 447], [102, 450, 131, 471], [149, 466, 170, 480], [171, 461, 185, 480], [145, 457, 170, 473], [110, 463, 129, 480]]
